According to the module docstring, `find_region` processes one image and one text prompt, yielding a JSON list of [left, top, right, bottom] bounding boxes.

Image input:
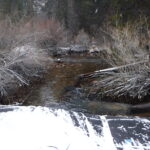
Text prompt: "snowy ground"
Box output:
[[0, 106, 150, 150]]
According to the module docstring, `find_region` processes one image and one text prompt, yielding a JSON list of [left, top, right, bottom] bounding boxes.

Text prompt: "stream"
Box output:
[[21, 56, 107, 109], [0, 1, 150, 149], [0, 56, 150, 150], [8, 55, 149, 116]]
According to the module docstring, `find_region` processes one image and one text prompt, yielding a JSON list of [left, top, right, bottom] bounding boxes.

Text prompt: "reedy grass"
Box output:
[[91, 22, 150, 101]]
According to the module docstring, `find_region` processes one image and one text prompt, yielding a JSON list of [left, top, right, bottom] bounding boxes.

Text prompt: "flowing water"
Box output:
[[22, 56, 106, 107], [0, 105, 150, 150], [9, 56, 149, 116], [1, 56, 150, 150], [0, 1, 150, 149]]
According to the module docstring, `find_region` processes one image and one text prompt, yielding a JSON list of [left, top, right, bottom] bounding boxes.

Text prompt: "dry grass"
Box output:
[[74, 29, 90, 46], [21, 17, 68, 48], [0, 44, 49, 98], [0, 17, 57, 99], [97, 24, 149, 66], [0, 17, 68, 51], [90, 22, 150, 101], [0, 18, 18, 51]]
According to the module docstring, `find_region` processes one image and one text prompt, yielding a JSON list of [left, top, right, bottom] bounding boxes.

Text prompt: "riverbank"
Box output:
[[0, 19, 149, 116], [0, 42, 150, 116], [0, 44, 52, 104]]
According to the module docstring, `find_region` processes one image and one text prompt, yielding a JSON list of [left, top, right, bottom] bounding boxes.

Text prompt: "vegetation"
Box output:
[[81, 22, 150, 103], [0, 0, 150, 104]]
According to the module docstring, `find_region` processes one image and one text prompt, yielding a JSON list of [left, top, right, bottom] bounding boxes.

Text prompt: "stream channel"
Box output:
[[10, 55, 149, 116], [1, 56, 150, 150], [21, 56, 106, 111]]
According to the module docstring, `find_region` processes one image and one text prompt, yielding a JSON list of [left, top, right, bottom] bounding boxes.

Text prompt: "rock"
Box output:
[[47, 45, 89, 57], [70, 45, 88, 53]]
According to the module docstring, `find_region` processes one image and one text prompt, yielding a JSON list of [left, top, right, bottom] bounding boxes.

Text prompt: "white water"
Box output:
[[0, 106, 103, 150], [0, 106, 150, 150]]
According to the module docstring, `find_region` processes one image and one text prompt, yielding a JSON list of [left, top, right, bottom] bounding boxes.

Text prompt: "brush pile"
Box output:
[[79, 23, 150, 103], [85, 60, 150, 100], [0, 44, 50, 102]]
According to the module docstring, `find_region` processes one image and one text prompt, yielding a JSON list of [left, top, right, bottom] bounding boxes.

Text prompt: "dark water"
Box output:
[[10, 56, 150, 116], [22, 56, 106, 107]]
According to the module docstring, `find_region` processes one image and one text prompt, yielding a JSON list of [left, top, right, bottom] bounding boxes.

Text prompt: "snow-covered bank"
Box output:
[[0, 106, 150, 150]]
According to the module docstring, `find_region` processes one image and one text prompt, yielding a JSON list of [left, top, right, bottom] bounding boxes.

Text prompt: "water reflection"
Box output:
[[23, 56, 106, 106]]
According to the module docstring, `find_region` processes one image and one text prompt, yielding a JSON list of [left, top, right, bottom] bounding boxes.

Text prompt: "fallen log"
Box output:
[[78, 59, 149, 79], [76, 58, 150, 102]]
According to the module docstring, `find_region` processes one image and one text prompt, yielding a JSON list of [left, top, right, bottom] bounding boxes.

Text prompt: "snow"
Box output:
[[0, 106, 102, 150], [95, 8, 98, 14], [0, 106, 150, 150]]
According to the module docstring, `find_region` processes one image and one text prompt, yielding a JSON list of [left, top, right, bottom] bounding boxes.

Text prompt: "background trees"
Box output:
[[0, 0, 34, 20], [0, 0, 149, 33]]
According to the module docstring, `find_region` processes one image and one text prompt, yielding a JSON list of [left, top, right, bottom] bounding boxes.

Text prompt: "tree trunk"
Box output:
[[67, 0, 79, 34]]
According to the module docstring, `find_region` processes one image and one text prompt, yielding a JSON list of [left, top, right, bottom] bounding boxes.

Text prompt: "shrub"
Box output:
[[0, 17, 18, 51], [30, 17, 68, 48], [0, 16, 68, 52], [89, 22, 150, 102], [74, 29, 90, 46]]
